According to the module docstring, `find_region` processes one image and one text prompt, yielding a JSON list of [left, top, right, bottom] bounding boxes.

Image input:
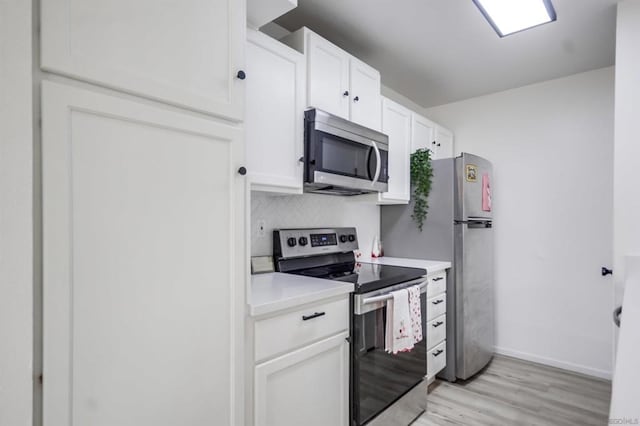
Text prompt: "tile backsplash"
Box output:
[[251, 192, 380, 257]]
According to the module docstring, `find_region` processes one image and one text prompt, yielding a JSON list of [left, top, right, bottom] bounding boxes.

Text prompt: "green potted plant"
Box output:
[[410, 148, 434, 231]]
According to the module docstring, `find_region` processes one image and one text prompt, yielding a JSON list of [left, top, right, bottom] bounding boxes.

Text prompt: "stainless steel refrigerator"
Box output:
[[381, 153, 494, 381]]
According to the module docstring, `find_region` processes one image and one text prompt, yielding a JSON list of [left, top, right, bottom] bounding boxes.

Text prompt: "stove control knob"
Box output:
[[287, 237, 297, 247], [298, 237, 308, 246], [348, 234, 356, 242], [339, 235, 348, 243]]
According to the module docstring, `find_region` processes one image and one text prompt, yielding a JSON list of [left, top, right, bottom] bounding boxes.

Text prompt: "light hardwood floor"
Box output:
[[416, 355, 612, 426]]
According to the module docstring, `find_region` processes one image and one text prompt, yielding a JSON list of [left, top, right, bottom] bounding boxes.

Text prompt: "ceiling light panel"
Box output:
[[473, 0, 557, 37]]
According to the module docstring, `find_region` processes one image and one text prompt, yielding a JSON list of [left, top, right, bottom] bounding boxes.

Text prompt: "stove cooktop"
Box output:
[[288, 261, 427, 294]]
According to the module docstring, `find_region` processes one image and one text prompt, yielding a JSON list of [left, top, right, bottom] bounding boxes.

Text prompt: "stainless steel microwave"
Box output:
[[303, 109, 389, 196]]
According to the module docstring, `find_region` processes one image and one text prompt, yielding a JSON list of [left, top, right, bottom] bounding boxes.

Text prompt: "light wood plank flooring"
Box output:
[[415, 355, 612, 426]]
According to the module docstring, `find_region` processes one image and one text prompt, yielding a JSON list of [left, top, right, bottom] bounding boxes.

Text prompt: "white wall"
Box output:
[[426, 67, 615, 378], [614, 0, 640, 306], [251, 192, 380, 257], [0, 0, 33, 424]]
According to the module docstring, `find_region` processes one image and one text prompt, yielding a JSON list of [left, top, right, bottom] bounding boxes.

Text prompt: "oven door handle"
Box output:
[[361, 281, 427, 306], [371, 140, 381, 186]]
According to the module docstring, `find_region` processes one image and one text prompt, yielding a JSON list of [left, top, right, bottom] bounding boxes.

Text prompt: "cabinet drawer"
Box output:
[[427, 314, 446, 349], [427, 340, 446, 378], [255, 297, 349, 362], [427, 293, 447, 321], [427, 272, 446, 297]]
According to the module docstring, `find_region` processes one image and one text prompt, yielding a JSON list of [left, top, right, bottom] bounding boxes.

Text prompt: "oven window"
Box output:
[[352, 293, 427, 425]]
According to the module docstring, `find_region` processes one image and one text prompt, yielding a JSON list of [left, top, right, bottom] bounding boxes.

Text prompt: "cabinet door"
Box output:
[[434, 125, 454, 159], [41, 0, 244, 120], [254, 333, 349, 426], [349, 57, 381, 131], [411, 113, 436, 154], [306, 32, 350, 119], [246, 30, 304, 194], [42, 81, 245, 426], [379, 97, 411, 204]]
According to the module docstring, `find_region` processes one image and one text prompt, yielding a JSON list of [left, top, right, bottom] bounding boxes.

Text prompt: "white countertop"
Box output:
[[358, 256, 451, 273], [250, 273, 353, 317]]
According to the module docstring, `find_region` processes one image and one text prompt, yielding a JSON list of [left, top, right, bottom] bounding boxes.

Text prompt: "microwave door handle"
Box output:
[[371, 140, 381, 185]]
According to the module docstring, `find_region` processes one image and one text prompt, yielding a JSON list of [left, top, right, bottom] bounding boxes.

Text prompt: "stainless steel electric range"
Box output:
[[273, 227, 429, 426]]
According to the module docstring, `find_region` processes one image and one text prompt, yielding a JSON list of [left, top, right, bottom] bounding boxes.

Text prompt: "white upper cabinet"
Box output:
[[305, 30, 350, 119], [411, 113, 454, 160], [379, 97, 411, 204], [245, 29, 305, 194], [40, 0, 245, 121], [434, 125, 454, 159], [282, 27, 381, 130], [350, 58, 382, 131], [411, 113, 437, 153]]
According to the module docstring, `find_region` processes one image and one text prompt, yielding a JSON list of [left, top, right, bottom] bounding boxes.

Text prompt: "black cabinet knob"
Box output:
[[353, 96, 360, 102], [236, 70, 246, 80], [602, 267, 613, 276], [237, 166, 247, 175], [343, 90, 349, 97]]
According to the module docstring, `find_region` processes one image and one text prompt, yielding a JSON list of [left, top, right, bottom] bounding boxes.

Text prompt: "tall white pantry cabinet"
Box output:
[[39, 1, 248, 425]]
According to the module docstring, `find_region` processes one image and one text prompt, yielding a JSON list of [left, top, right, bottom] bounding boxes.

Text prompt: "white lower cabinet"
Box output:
[[427, 340, 447, 378], [254, 332, 349, 426], [250, 295, 350, 426], [246, 28, 305, 194], [426, 270, 448, 380]]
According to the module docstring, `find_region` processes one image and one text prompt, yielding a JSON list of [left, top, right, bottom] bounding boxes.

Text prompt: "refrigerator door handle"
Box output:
[[455, 219, 492, 228]]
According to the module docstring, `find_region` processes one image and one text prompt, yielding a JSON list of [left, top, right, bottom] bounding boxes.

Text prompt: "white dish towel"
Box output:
[[385, 288, 414, 354]]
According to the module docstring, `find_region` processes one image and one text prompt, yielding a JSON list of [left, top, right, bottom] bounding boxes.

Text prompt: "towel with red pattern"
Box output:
[[385, 285, 423, 354]]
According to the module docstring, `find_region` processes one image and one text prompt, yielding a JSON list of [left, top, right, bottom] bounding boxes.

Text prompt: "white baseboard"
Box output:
[[494, 346, 612, 380]]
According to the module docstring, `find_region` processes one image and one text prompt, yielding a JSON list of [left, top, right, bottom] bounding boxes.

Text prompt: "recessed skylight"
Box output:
[[473, 0, 557, 37]]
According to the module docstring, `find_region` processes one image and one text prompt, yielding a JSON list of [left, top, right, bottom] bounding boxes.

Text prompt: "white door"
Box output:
[[40, 0, 245, 120], [411, 113, 436, 154], [434, 126, 454, 159], [42, 81, 245, 426], [254, 333, 349, 426], [380, 97, 411, 204], [306, 31, 350, 119], [349, 57, 381, 131], [246, 29, 304, 194]]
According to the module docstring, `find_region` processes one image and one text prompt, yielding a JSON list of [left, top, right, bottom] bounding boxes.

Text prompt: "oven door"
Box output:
[[305, 112, 389, 193], [351, 279, 427, 426]]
